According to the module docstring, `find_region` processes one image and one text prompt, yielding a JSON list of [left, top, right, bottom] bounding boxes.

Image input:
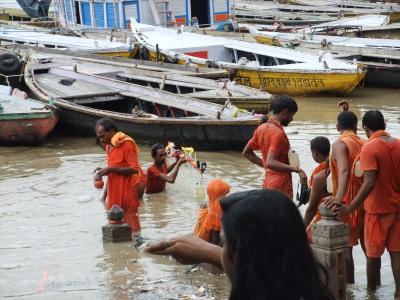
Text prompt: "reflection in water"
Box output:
[[0, 88, 399, 299]]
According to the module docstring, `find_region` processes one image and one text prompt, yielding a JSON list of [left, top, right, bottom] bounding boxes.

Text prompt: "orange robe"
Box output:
[[245, 119, 293, 198], [306, 161, 329, 241], [106, 132, 141, 231], [360, 130, 400, 257], [330, 130, 365, 246], [145, 163, 168, 194], [194, 179, 230, 242]]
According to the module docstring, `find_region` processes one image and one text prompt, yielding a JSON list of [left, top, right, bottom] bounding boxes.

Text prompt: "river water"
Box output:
[[0, 87, 399, 299]]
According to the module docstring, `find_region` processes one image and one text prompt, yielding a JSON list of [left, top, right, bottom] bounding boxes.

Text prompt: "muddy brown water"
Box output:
[[0, 87, 399, 299]]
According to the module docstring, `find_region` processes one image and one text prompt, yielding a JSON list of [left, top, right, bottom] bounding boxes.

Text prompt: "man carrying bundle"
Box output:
[[242, 95, 305, 198]]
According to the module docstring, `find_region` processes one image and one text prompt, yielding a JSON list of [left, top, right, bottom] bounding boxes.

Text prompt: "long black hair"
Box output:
[[220, 189, 334, 300]]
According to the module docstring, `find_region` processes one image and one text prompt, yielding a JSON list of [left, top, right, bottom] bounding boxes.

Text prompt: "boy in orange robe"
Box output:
[[324, 110, 366, 283], [303, 136, 330, 241], [242, 95, 305, 199], [95, 118, 144, 233], [335, 110, 400, 297], [145, 143, 186, 194], [194, 179, 230, 244]]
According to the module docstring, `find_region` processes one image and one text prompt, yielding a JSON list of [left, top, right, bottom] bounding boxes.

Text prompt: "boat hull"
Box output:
[[234, 69, 366, 95], [0, 115, 58, 145], [147, 49, 364, 96], [54, 106, 258, 151], [363, 64, 400, 88]]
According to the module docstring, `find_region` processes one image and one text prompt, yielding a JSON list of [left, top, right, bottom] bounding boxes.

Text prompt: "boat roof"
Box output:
[[0, 29, 130, 49], [133, 22, 357, 70]]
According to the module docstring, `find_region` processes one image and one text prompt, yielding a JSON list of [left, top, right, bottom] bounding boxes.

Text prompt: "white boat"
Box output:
[[0, 28, 137, 57], [131, 20, 366, 96]]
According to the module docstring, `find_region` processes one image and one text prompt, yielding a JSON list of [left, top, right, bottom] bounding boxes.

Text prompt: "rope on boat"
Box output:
[[0, 72, 26, 86]]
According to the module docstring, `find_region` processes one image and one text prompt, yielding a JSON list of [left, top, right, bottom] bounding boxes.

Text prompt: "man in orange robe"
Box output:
[[242, 95, 304, 199], [335, 110, 400, 296], [95, 118, 143, 233], [145, 143, 185, 194], [324, 109, 368, 284], [194, 179, 230, 245], [303, 136, 330, 242]]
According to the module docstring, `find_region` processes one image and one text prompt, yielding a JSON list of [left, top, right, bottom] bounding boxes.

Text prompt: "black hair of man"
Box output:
[[337, 111, 358, 131], [310, 136, 330, 157], [272, 95, 298, 114], [151, 143, 165, 158], [96, 118, 118, 132], [362, 110, 385, 131]]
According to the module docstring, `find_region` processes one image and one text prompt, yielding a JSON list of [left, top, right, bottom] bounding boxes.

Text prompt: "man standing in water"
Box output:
[[145, 143, 186, 194], [242, 95, 304, 199], [335, 110, 400, 297], [324, 108, 367, 284], [95, 118, 142, 233]]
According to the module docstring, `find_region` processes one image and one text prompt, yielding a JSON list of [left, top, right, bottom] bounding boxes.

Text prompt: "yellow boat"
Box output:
[[132, 21, 365, 96]]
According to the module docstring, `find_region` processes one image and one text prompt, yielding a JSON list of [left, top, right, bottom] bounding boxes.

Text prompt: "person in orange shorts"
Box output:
[[145, 143, 186, 194], [323, 106, 368, 283], [194, 179, 230, 245], [95, 118, 143, 233], [335, 110, 400, 297], [242, 95, 305, 199], [303, 136, 330, 242]]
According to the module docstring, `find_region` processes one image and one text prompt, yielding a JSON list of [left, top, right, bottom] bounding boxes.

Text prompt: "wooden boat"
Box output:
[[0, 28, 137, 58], [35, 54, 272, 113], [247, 26, 400, 58], [24, 61, 262, 150], [247, 26, 400, 88], [233, 1, 400, 23], [131, 21, 366, 96], [7, 44, 229, 79], [0, 85, 58, 145]]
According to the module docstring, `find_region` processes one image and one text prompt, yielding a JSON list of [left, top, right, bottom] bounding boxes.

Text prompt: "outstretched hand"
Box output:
[[337, 100, 349, 112], [144, 234, 222, 267]]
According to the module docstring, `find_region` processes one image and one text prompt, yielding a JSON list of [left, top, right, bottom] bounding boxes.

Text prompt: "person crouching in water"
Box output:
[[95, 118, 145, 233], [194, 179, 230, 245], [145, 143, 186, 194]]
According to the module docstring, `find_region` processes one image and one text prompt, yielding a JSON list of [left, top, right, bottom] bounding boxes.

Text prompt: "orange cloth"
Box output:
[[360, 130, 400, 214], [145, 163, 168, 194], [194, 208, 209, 241], [194, 179, 230, 242], [106, 133, 141, 231], [306, 161, 328, 241], [246, 119, 293, 198], [364, 212, 400, 258], [112, 132, 146, 198], [330, 130, 365, 246]]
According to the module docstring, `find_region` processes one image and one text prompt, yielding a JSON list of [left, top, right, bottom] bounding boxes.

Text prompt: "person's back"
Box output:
[[361, 135, 400, 214]]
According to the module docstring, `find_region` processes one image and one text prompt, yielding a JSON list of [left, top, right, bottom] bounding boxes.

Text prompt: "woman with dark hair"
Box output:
[[145, 189, 334, 300]]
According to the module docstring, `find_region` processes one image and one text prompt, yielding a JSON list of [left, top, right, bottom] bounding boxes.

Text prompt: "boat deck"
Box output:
[[0, 93, 53, 119], [34, 73, 115, 98]]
